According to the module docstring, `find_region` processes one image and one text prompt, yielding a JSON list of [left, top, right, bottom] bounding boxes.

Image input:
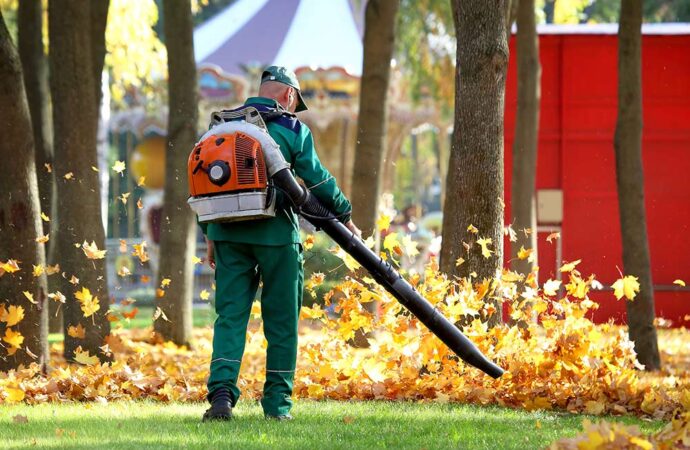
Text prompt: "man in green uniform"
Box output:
[[199, 66, 360, 421]]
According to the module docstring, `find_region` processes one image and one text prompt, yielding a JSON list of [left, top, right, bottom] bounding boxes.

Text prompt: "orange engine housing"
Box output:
[[188, 131, 268, 197]]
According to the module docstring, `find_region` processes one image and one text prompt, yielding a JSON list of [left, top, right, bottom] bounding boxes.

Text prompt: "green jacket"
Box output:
[[197, 97, 352, 245]]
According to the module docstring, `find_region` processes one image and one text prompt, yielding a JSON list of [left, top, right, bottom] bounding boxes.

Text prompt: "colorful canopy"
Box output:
[[194, 0, 365, 76]]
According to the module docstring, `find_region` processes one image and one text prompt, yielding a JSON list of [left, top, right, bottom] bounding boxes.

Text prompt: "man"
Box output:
[[199, 66, 360, 421]]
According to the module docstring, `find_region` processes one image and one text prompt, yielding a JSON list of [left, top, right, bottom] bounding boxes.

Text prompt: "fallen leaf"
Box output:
[[376, 214, 392, 232], [137, 199, 143, 210], [303, 234, 316, 251], [23, 291, 37, 304], [612, 276, 640, 301], [40, 212, 50, 222], [45, 264, 61, 275], [132, 242, 149, 263], [32, 264, 44, 277], [3, 328, 24, 349], [153, 307, 169, 322], [119, 192, 130, 205], [546, 232, 561, 243], [12, 414, 28, 423], [455, 257, 465, 267], [67, 324, 86, 339], [560, 259, 582, 273], [73, 347, 99, 365], [48, 291, 66, 303], [1, 305, 25, 327], [82, 240, 106, 260], [543, 279, 561, 296], [36, 234, 50, 243], [160, 278, 171, 288], [467, 224, 479, 234], [674, 279, 686, 287], [75, 287, 100, 317], [122, 307, 139, 320], [64, 172, 74, 180], [5, 386, 25, 403], [476, 237, 493, 258], [137, 176, 146, 186], [44, 163, 52, 172], [112, 160, 126, 174], [91, 166, 99, 172], [200, 290, 210, 301], [0, 259, 21, 275]]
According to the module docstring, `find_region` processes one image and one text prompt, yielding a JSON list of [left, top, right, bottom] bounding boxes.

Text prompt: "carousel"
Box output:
[[107, 0, 447, 276]]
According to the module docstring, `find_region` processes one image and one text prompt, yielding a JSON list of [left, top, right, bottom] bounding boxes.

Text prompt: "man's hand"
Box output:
[[345, 220, 361, 238], [206, 238, 216, 270]]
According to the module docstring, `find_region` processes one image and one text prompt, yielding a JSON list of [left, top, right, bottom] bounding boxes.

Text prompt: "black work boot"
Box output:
[[202, 388, 233, 422]]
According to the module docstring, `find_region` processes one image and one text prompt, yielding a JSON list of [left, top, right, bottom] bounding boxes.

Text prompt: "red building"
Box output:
[[503, 24, 690, 326]]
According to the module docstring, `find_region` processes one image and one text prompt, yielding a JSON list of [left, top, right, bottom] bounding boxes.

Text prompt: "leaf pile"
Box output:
[[549, 409, 690, 449], [0, 252, 688, 422]]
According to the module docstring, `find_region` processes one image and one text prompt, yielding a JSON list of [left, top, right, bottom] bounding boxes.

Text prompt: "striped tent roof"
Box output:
[[194, 0, 365, 76]]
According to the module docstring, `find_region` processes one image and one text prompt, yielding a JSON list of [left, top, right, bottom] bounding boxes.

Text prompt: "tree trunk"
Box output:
[[153, 0, 198, 346], [510, 0, 540, 278], [49, 0, 111, 362], [441, 0, 509, 326], [0, 10, 49, 372], [17, 0, 60, 334], [350, 0, 399, 238], [614, 0, 660, 371]]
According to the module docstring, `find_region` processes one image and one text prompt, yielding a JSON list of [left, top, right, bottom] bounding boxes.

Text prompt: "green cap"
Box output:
[[260, 65, 308, 112]]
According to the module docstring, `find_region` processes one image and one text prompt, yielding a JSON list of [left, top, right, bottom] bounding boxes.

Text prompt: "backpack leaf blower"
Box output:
[[188, 107, 505, 379]]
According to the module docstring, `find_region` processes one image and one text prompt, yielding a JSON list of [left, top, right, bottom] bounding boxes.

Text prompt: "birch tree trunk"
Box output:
[[614, 0, 660, 371], [0, 9, 49, 372], [49, 0, 111, 362], [441, 0, 509, 326], [153, 0, 199, 346], [510, 0, 541, 278], [350, 0, 400, 238]]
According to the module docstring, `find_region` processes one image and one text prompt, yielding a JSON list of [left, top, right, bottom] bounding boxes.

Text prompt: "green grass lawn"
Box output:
[[0, 401, 664, 450]]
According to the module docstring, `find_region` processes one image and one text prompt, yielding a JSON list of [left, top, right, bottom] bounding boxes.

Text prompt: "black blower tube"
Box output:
[[272, 169, 505, 379]]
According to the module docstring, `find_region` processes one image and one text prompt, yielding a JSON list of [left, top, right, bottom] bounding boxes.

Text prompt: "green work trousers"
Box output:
[[207, 240, 304, 416]]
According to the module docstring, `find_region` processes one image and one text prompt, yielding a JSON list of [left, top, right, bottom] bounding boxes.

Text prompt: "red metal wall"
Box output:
[[503, 32, 690, 326]]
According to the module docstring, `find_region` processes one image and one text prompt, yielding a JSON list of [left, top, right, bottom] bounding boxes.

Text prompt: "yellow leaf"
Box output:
[[45, 264, 61, 275], [517, 246, 533, 261], [192, 255, 202, 265], [543, 279, 561, 296], [1, 305, 25, 327], [401, 235, 419, 258], [612, 275, 640, 301], [82, 240, 106, 259], [35, 234, 49, 243], [560, 259, 581, 273], [22, 291, 37, 304], [467, 224, 479, 234], [584, 400, 605, 415], [376, 213, 392, 231], [64, 172, 74, 180], [629, 437, 653, 450], [69, 275, 80, 285], [75, 287, 100, 317], [160, 278, 171, 288], [332, 246, 360, 272], [0, 260, 21, 278], [200, 289, 210, 301], [73, 347, 99, 365], [476, 237, 493, 258], [40, 212, 50, 222], [383, 232, 400, 253], [132, 241, 149, 263], [303, 234, 316, 251], [112, 160, 126, 174], [118, 266, 131, 277], [67, 324, 86, 339], [3, 328, 24, 349], [455, 257, 465, 267], [119, 192, 130, 205], [5, 386, 25, 403], [674, 279, 686, 287], [32, 264, 44, 277], [137, 176, 146, 186]]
